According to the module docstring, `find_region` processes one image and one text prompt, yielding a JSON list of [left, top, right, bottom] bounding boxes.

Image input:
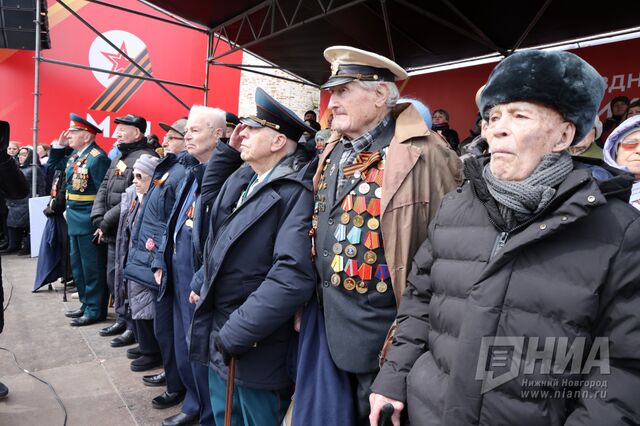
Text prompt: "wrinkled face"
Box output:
[[486, 102, 573, 181], [327, 82, 383, 139], [627, 106, 640, 119], [17, 148, 29, 165], [238, 126, 278, 165], [162, 130, 185, 154], [133, 168, 152, 194], [184, 113, 218, 163], [432, 111, 448, 125], [568, 128, 596, 156], [66, 129, 91, 151], [115, 124, 141, 144], [7, 142, 19, 156], [616, 130, 640, 176]]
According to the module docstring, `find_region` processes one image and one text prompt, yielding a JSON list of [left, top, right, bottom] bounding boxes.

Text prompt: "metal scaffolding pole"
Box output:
[[32, 0, 42, 197], [204, 31, 213, 105]]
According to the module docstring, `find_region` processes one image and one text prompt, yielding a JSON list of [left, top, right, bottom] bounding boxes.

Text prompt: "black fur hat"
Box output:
[[479, 50, 606, 145]]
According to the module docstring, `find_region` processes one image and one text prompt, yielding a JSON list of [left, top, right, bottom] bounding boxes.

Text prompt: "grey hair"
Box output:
[[355, 81, 400, 107], [189, 105, 226, 131]]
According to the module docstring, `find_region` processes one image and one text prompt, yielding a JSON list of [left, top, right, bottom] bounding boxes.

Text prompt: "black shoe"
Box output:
[[17, 248, 30, 256], [130, 355, 162, 372], [153, 390, 186, 410], [0, 382, 8, 399], [143, 371, 166, 387], [126, 346, 142, 360], [64, 309, 84, 318], [99, 322, 126, 337], [70, 316, 101, 327], [110, 329, 136, 347], [0, 247, 18, 254], [162, 411, 197, 426]]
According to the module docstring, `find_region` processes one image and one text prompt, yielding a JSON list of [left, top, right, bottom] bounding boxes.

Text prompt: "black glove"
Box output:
[[214, 335, 232, 366], [43, 206, 56, 217]]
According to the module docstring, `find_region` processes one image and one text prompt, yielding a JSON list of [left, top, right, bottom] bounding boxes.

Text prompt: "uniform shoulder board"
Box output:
[[89, 148, 100, 157]]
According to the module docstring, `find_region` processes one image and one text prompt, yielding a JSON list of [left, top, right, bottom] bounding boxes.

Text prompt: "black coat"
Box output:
[[189, 142, 316, 390], [0, 153, 29, 332], [7, 149, 46, 228], [91, 138, 158, 243], [371, 157, 640, 425]]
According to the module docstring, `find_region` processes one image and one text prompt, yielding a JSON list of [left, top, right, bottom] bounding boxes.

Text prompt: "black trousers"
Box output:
[[107, 242, 133, 329], [133, 318, 160, 356], [348, 371, 377, 426]]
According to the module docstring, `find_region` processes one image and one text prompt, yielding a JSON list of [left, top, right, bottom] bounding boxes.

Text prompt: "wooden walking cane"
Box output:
[[225, 357, 236, 426]]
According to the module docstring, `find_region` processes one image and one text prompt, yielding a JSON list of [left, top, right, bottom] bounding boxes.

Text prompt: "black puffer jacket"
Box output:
[[372, 157, 640, 425], [90, 139, 157, 243], [7, 149, 46, 228]]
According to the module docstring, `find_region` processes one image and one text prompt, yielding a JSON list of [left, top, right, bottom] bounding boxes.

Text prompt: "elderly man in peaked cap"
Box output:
[[48, 114, 111, 326], [187, 88, 317, 425], [293, 46, 461, 425], [370, 49, 640, 425]]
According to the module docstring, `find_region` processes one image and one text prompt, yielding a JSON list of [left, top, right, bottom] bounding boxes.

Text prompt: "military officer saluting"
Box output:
[[294, 47, 462, 425], [49, 113, 110, 326]]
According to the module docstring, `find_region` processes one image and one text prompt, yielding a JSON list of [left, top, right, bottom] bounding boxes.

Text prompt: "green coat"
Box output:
[[49, 143, 110, 236]]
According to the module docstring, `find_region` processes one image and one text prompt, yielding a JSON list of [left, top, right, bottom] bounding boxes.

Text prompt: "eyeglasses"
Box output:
[[133, 173, 145, 180], [163, 135, 184, 141], [619, 138, 640, 150]]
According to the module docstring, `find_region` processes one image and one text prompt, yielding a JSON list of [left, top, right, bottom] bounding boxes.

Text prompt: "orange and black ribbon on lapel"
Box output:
[[343, 151, 382, 177]]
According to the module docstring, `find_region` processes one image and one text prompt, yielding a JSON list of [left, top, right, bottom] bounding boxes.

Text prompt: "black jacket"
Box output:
[[0, 153, 29, 332], [189, 142, 316, 390], [372, 157, 640, 425], [6, 149, 46, 228], [90, 138, 158, 243]]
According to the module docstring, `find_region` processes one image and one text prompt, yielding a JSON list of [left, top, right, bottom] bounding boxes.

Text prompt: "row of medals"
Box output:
[[71, 156, 89, 192], [316, 157, 390, 295]]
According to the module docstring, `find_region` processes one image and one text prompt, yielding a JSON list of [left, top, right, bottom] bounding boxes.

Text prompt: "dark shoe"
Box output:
[[130, 355, 162, 372], [70, 316, 101, 327], [162, 412, 197, 425], [110, 329, 136, 347], [126, 346, 142, 360], [143, 371, 166, 387], [99, 322, 126, 337], [17, 248, 30, 256], [0, 382, 8, 399], [0, 247, 18, 254], [64, 309, 84, 318], [153, 390, 186, 410]]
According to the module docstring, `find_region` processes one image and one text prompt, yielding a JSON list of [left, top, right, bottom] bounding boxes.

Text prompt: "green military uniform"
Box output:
[[50, 141, 110, 319]]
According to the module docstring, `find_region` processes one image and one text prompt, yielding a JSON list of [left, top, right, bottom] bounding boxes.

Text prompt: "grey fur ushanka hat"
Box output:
[[479, 49, 606, 145]]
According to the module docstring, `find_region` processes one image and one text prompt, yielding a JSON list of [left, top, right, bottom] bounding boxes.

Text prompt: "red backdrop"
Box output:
[[0, 0, 241, 152], [320, 38, 640, 138]]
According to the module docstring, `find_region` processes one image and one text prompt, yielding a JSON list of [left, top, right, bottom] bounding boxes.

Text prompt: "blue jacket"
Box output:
[[123, 151, 197, 289], [189, 142, 317, 390]]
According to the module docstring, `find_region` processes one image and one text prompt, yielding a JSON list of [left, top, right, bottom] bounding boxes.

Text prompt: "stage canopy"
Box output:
[[144, 0, 640, 86]]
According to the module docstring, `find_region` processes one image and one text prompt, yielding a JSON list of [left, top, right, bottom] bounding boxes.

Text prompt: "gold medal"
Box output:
[[332, 242, 343, 255], [340, 212, 350, 225], [364, 250, 377, 265], [356, 281, 368, 294], [358, 182, 370, 195], [352, 215, 364, 227], [376, 281, 388, 293], [344, 244, 357, 258], [377, 160, 385, 170], [343, 277, 356, 291], [367, 217, 380, 230], [330, 273, 341, 287]]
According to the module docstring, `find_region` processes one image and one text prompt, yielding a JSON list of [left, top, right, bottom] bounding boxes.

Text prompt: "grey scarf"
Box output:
[[483, 151, 574, 229]]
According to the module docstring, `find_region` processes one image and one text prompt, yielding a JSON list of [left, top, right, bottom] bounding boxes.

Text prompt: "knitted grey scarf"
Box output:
[[482, 152, 574, 229]]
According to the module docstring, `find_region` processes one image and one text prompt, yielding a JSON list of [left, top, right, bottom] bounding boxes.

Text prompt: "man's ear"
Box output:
[[271, 133, 287, 152], [374, 83, 390, 108], [553, 122, 576, 152]]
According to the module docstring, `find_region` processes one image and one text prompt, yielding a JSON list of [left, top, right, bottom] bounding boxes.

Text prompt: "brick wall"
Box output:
[[238, 52, 320, 120]]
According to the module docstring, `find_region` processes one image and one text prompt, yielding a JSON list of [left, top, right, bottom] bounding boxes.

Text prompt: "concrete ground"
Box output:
[[0, 254, 183, 426]]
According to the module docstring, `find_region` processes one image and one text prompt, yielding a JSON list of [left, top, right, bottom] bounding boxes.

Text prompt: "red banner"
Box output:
[[0, 0, 241, 152]]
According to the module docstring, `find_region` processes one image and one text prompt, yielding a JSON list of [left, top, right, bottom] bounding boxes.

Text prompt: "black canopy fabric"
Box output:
[[147, 0, 640, 86]]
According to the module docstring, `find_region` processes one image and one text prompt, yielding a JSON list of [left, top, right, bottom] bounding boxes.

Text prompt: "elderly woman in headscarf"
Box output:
[[113, 153, 162, 371], [603, 115, 640, 209]]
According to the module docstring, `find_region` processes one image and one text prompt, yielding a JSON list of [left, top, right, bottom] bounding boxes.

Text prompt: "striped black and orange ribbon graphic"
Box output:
[[90, 48, 153, 112], [343, 151, 382, 177]]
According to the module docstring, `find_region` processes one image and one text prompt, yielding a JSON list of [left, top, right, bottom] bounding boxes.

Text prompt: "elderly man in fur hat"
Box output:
[[369, 49, 640, 426]]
